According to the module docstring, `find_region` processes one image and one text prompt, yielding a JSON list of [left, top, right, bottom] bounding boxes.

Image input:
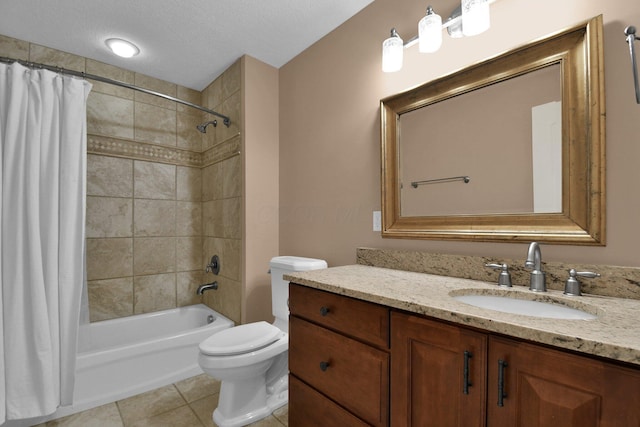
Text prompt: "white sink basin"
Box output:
[[453, 294, 597, 320]]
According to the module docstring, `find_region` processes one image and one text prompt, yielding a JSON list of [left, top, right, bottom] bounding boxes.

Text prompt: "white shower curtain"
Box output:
[[0, 62, 91, 422]]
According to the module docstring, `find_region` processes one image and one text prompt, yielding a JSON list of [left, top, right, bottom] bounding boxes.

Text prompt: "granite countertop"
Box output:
[[285, 265, 640, 367]]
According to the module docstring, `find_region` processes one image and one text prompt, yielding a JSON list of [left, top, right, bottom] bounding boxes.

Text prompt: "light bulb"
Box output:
[[382, 29, 404, 73], [418, 6, 443, 53], [461, 0, 490, 36], [105, 38, 140, 58]]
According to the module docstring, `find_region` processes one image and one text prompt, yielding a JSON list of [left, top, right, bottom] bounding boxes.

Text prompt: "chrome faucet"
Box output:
[[524, 242, 546, 292], [196, 281, 218, 295]]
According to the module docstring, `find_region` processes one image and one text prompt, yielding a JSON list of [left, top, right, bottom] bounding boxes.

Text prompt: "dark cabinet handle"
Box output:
[[319, 361, 330, 371], [463, 350, 473, 394], [497, 359, 508, 407], [320, 306, 330, 316]]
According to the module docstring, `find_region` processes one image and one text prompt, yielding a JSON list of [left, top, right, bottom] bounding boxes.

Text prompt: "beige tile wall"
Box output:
[[1, 34, 243, 324], [86, 104, 203, 319], [200, 63, 243, 324]]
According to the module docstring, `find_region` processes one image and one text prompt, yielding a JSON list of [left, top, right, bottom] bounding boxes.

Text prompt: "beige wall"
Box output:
[[279, 0, 640, 269], [242, 56, 280, 324]]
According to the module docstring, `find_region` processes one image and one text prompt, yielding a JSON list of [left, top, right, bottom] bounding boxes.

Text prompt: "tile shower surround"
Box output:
[[0, 34, 243, 324], [85, 65, 243, 323]]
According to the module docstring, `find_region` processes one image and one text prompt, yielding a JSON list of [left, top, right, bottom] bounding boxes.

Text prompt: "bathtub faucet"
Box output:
[[197, 281, 218, 295]]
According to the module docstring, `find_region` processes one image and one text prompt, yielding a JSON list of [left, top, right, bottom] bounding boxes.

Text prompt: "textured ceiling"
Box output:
[[0, 0, 373, 90]]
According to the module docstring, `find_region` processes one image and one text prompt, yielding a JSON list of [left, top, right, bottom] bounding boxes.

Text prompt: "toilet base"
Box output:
[[200, 343, 289, 427], [212, 383, 288, 427]]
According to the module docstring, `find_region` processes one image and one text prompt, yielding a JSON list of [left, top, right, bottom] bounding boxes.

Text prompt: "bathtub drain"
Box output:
[[207, 314, 215, 324]]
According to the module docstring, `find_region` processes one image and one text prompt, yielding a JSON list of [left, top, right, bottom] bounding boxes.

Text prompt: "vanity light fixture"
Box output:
[[418, 6, 443, 53], [105, 38, 140, 58], [382, 0, 493, 72], [461, 0, 491, 36], [382, 28, 404, 72]]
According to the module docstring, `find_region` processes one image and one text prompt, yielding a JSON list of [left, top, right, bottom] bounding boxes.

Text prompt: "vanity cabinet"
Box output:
[[289, 284, 390, 426], [391, 311, 640, 427]]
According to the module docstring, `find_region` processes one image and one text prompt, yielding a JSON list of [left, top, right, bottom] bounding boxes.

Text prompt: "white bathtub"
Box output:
[[51, 304, 233, 419]]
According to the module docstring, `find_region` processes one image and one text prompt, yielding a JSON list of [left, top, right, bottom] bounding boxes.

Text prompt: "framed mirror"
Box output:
[[380, 15, 605, 245]]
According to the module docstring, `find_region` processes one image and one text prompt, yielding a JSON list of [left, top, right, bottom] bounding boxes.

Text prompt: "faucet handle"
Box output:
[[485, 263, 513, 288], [205, 255, 220, 275], [564, 268, 600, 296], [574, 270, 600, 279]]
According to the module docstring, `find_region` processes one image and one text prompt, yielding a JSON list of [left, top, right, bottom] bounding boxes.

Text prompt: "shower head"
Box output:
[[196, 120, 217, 133]]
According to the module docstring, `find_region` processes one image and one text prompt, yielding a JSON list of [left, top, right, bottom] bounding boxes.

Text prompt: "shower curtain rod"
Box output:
[[0, 56, 231, 127]]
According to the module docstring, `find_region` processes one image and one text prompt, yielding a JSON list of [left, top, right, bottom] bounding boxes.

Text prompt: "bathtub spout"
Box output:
[[197, 281, 218, 295]]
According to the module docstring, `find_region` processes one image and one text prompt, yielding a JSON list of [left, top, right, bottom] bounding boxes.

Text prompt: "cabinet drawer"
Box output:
[[289, 376, 370, 427], [290, 316, 389, 427], [289, 283, 389, 348]]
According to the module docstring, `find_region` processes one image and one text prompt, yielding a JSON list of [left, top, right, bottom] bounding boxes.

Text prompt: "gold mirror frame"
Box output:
[[380, 16, 605, 245]]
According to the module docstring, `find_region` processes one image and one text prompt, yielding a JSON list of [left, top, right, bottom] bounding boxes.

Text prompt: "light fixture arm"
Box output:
[[394, 21, 461, 50], [393, 10, 463, 49], [624, 26, 640, 104]]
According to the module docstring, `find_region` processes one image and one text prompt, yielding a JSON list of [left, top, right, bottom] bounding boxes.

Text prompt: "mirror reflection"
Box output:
[[400, 64, 561, 217]]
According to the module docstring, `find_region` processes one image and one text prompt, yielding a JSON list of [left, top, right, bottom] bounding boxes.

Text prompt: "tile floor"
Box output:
[[34, 374, 288, 427]]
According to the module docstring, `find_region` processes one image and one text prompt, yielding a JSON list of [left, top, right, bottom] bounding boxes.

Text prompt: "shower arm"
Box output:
[[0, 56, 231, 126]]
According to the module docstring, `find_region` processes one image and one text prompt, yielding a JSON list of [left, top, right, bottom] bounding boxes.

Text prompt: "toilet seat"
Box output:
[[200, 321, 282, 356]]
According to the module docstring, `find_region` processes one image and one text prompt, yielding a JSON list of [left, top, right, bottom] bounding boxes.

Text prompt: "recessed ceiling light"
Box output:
[[105, 38, 140, 58]]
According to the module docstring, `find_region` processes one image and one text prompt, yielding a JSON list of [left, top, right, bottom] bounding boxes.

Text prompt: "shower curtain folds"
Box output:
[[0, 62, 92, 422]]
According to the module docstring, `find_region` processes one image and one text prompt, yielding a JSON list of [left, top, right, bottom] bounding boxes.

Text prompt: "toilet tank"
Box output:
[[269, 256, 327, 331]]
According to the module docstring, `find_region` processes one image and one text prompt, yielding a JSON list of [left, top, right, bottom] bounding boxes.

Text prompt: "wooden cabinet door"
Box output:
[[488, 336, 640, 427], [391, 312, 488, 427]]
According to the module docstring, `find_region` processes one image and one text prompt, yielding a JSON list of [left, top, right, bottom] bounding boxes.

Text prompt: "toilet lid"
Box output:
[[199, 321, 282, 356]]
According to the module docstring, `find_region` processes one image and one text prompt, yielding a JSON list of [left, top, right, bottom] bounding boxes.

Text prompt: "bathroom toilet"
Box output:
[[198, 256, 327, 427]]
